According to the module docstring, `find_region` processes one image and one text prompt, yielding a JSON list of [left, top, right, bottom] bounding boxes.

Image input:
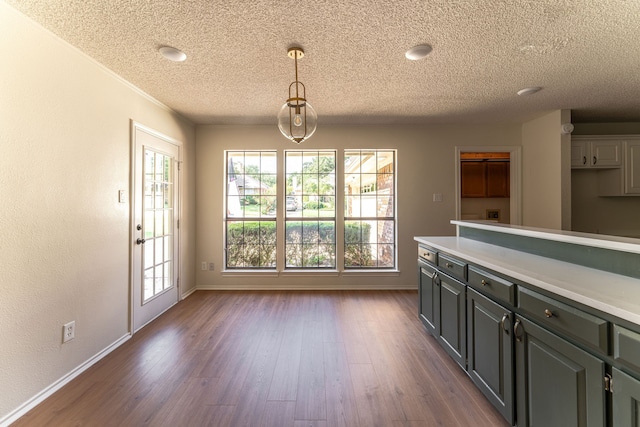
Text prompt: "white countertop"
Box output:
[[414, 235, 640, 326]]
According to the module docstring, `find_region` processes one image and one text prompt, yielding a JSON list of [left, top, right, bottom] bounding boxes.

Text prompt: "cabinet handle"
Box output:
[[481, 279, 488, 286], [544, 309, 553, 318], [513, 319, 523, 342], [593, 156, 597, 165], [583, 156, 587, 165], [446, 262, 453, 269], [501, 314, 510, 334]]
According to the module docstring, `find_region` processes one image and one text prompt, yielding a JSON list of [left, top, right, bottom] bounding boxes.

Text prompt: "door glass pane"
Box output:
[[144, 268, 154, 300], [142, 147, 174, 302]]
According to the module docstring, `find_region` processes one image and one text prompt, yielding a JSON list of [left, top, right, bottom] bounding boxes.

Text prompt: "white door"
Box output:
[[131, 123, 181, 332]]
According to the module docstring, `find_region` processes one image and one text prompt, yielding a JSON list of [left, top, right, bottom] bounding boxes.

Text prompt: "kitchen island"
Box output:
[[415, 221, 640, 427]]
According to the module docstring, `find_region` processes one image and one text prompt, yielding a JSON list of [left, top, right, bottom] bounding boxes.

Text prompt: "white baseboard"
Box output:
[[0, 333, 131, 427], [196, 284, 417, 291], [181, 286, 198, 299]]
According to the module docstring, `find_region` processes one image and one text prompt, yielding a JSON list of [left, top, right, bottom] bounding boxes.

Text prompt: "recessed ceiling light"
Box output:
[[405, 44, 432, 60], [517, 87, 542, 96], [159, 46, 187, 62]]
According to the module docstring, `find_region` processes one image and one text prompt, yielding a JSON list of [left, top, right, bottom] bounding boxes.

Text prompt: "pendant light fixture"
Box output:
[[277, 47, 317, 144]]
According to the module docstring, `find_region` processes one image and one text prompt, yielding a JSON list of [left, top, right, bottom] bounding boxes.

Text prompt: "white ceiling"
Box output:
[[7, 0, 640, 126]]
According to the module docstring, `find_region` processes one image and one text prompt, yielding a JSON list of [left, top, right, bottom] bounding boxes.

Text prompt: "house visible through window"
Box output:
[[285, 150, 336, 268], [344, 150, 396, 268], [225, 151, 277, 268], [224, 149, 396, 271]]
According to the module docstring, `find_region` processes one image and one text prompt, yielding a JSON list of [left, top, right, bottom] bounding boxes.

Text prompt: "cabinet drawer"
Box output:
[[467, 265, 515, 305], [613, 325, 640, 373], [418, 245, 437, 265], [437, 253, 467, 281], [517, 287, 609, 354]]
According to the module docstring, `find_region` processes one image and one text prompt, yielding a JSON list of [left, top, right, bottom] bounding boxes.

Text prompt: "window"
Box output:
[[225, 151, 277, 268], [344, 150, 396, 268], [285, 150, 336, 268], [224, 149, 396, 271]]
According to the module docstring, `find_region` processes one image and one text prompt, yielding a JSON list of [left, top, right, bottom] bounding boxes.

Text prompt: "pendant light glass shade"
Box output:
[[277, 47, 317, 144], [277, 97, 317, 143]]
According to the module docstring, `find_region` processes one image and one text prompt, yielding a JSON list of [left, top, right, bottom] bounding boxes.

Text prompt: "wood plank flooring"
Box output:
[[14, 290, 508, 426]]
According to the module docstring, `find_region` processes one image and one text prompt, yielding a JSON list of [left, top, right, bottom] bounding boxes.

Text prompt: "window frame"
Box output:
[[224, 150, 278, 270], [223, 149, 398, 273], [284, 149, 337, 270], [344, 149, 397, 270]]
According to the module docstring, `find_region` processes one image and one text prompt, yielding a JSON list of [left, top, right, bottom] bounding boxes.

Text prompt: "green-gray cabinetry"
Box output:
[[514, 315, 605, 427], [613, 325, 640, 427], [612, 368, 640, 427], [418, 250, 466, 369], [418, 259, 438, 335], [467, 288, 514, 424], [416, 221, 640, 427], [437, 270, 466, 369]]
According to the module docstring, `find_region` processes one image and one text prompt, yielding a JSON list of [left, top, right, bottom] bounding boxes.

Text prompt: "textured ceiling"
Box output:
[[6, 0, 640, 125]]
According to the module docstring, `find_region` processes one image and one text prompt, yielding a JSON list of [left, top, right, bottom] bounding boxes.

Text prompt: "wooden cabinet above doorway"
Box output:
[[461, 152, 510, 198]]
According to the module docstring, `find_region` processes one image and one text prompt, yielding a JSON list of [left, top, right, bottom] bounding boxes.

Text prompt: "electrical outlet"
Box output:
[[201, 261, 207, 271], [208, 262, 215, 271], [63, 321, 75, 343]]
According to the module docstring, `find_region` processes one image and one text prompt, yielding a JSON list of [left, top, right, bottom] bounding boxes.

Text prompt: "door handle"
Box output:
[[136, 238, 146, 245], [513, 319, 523, 342], [501, 313, 510, 334]]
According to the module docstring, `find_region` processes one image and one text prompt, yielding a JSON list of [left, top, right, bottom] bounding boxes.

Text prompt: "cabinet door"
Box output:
[[486, 161, 510, 197], [514, 316, 605, 427], [625, 140, 640, 194], [467, 288, 514, 424], [438, 273, 466, 369], [591, 139, 622, 167], [418, 261, 439, 335], [612, 367, 640, 427], [572, 141, 589, 168], [461, 162, 486, 197]]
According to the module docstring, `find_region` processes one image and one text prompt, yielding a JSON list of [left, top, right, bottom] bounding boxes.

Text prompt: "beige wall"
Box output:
[[0, 3, 196, 422], [521, 110, 571, 229], [195, 124, 522, 290]]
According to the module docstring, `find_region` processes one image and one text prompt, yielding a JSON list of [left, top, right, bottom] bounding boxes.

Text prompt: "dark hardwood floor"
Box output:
[[14, 290, 508, 426]]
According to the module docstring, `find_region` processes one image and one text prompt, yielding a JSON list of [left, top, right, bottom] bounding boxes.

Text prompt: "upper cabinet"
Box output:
[[574, 136, 640, 197], [486, 162, 510, 197], [461, 152, 510, 198], [625, 139, 640, 194], [572, 135, 640, 196], [571, 137, 622, 168]]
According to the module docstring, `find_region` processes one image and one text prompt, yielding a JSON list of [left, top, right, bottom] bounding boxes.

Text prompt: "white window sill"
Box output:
[[221, 269, 400, 277]]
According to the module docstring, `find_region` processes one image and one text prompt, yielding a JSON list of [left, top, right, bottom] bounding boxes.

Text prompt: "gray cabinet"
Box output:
[[418, 259, 438, 335], [518, 286, 609, 354], [612, 325, 640, 427], [438, 271, 466, 369], [612, 367, 640, 427], [514, 315, 606, 427], [418, 247, 467, 370], [467, 288, 514, 424]]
